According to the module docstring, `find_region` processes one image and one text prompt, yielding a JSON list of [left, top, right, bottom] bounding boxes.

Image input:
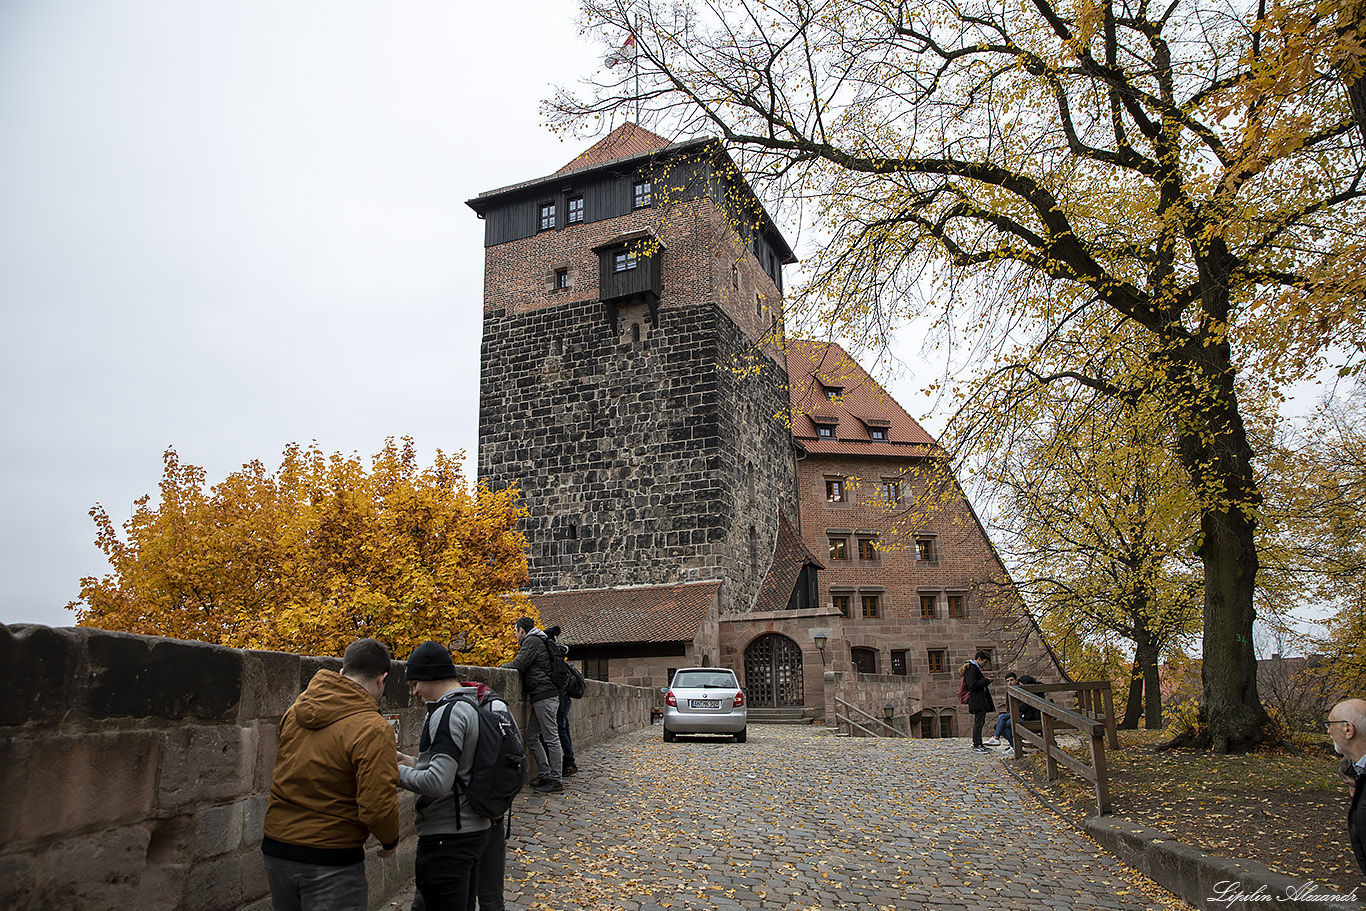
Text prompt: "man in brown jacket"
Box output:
[[261, 638, 401, 911]]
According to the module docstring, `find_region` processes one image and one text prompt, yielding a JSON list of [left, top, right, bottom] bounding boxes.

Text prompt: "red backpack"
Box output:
[[957, 673, 970, 705]]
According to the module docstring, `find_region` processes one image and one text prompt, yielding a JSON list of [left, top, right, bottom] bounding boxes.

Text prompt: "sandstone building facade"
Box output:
[[472, 124, 1054, 732]]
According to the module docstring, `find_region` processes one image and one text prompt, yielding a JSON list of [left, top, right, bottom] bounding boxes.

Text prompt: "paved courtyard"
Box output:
[[384, 725, 1187, 911]]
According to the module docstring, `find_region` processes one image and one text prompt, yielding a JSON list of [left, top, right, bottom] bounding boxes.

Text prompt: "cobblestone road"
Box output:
[[383, 725, 1186, 911]]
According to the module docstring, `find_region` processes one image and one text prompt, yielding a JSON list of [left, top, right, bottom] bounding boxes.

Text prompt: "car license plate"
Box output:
[[689, 699, 721, 709]]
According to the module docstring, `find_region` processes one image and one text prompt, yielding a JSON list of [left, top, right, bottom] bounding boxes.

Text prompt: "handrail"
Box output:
[[833, 697, 904, 737], [1006, 682, 1115, 815], [835, 713, 888, 738]]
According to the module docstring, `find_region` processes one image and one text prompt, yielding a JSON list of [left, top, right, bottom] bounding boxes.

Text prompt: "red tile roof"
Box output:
[[787, 340, 944, 457], [556, 122, 673, 174], [531, 581, 721, 646], [754, 511, 824, 613]]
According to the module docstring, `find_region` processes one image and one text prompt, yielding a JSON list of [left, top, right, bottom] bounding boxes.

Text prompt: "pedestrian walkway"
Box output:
[[381, 725, 1186, 910]]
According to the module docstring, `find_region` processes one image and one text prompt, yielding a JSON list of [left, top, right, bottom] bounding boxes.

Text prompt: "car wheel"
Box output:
[[734, 727, 747, 743], [663, 727, 676, 742]]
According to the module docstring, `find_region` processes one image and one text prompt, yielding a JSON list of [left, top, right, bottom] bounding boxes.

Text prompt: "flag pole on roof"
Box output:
[[604, 31, 639, 123]]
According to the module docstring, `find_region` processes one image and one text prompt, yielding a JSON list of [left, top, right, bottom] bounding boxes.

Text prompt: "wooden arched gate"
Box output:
[[743, 633, 804, 707]]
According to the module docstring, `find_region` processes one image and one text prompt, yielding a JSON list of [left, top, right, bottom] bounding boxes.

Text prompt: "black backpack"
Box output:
[[541, 635, 585, 698], [437, 689, 527, 828]]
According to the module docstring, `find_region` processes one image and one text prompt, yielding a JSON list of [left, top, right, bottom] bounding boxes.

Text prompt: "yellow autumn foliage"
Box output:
[[69, 438, 532, 663]]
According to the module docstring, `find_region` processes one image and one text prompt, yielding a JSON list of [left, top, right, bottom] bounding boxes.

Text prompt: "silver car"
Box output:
[[661, 667, 747, 742]]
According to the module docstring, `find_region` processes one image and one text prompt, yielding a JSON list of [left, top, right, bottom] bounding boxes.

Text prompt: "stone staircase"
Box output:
[[747, 707, 820, 725]]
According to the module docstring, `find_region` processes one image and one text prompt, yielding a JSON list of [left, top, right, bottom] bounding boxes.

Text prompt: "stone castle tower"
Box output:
[[469, 124, 800, 616]]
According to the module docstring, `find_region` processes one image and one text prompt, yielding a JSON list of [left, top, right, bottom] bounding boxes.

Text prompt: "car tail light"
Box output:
[[732, 690, 745, 708], [665, 690, 677, 707]]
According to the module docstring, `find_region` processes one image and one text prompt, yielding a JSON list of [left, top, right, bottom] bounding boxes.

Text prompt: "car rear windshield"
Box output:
[[672, 671, 737, 688]]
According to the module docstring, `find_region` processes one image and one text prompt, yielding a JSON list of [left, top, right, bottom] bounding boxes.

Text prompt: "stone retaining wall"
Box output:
[[0, 623, 652, 911], [1086, 817, 1362, 911]]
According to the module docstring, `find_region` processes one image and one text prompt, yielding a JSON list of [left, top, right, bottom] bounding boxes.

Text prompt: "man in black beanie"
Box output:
[[399, 641, 488, 910]]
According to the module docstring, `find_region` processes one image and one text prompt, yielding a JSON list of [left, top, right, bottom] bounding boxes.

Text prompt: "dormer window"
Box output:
[[870, 427, 888, 441], [815, 423, 836, 439], [824, 386, 843, 400]]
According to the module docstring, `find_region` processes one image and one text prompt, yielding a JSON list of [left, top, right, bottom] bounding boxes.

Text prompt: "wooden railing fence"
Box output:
[[1006, 681, 1118, 815]]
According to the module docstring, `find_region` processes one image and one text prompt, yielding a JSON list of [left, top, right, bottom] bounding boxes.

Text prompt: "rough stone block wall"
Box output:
[[478, 192, 796, 616], [0, 623, 649, 911]]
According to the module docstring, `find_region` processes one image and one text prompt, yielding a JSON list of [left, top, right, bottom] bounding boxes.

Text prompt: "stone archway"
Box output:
[[744, 633, 804, 707]]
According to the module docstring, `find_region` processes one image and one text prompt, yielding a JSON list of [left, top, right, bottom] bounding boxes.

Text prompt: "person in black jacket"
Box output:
[[961, 649, 995, 754], [503, 617, 564, 793], [986, 672, 1039, 748], [1327, 699, 1366, 874]]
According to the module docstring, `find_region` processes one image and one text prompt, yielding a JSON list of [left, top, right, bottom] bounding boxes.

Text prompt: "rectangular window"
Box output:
[[539, 201, 556, 231], [731, 262, 739, 289], [633, 179, 652, 208], [940, 714, 956, 737], [920, 594, 937, 620], [921, 714, 935, 738], [826, 478, 845, 502], [554, 269, 569, 289], [870, 427, 888, 441], [882, 480, 901, 504], [567, 196, 584, 224], [857, 537, 878, 561], [584, 658, 609, 682], [916, 538, 936, 562], [825, 386, 843, 400], [851, 647, 878, 675], [613, 250, 638, 272], [816, 424, 835, 439], [891, 650, 908, 676], [828, 537, 848, 561], [861, 594, 880, 619], [948, 594, 966, 619], [927, 649, 947, 674], [832, 594, 851, 617]]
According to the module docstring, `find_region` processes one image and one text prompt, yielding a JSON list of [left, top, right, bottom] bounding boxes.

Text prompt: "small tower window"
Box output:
[[554, 268, 569, 289], [731, 262, 739, 290], [632, 323, 641, 343], [633, 180, 652, 208]]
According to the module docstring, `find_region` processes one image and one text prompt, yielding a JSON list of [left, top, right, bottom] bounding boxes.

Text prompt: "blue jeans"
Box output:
[[262, 853, 367, 911], [994, 712, 1014, 745], [557, 693, 576, 767]]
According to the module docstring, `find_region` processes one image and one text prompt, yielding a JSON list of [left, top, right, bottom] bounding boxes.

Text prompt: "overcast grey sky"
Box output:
[[0, 0, 627, 627]]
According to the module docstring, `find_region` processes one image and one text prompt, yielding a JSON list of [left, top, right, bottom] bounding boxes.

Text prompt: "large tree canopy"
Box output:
[[557, 0, 1366, 749], [70, 438, 531, 663]]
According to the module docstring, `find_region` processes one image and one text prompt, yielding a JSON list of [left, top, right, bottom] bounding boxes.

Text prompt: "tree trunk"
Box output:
[[1166, 266, 1268, 751], [1143, 650, 1164, 729], [1121, 664, 1143, 729]]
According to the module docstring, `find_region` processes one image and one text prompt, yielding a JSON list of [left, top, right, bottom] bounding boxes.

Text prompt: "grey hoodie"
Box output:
[[398, 685, 491, 834]]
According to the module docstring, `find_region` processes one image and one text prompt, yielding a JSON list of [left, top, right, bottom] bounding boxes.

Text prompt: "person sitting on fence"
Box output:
[[985, 672, 1039, 747]]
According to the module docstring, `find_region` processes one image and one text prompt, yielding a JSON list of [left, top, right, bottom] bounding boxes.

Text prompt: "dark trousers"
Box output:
[[477, 817, 506, 911], [414, 830, 488, 911], [557, 693, 576, 767], [972, 711, 987, 747]]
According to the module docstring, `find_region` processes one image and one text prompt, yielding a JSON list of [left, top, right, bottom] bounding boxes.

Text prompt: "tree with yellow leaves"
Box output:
[[556, 0, 1366, 750], [69, 438, 531, 664]]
